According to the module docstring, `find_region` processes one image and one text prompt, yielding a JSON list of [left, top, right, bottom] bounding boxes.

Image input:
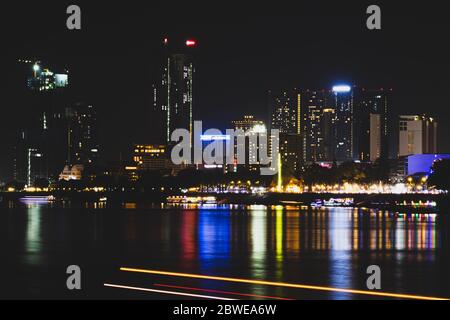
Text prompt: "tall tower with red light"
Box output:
[[152, 37, 197, 145]]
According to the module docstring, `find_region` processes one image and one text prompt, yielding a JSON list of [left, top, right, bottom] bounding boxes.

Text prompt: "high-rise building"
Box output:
[[269, 85, 392, 165], [26, 148, 45, 186], [269, 87, 349, 164], [198, 135, 232, 173], [332, 85, 354, 161], [321, 108, 336, 162], [299, 89, 332, 163], [353, 88, 390, 161], [152, 38, 196, 145], [268, 89, 300, 134], [13, 131, 28, 183], [14, 59, 71, 185], [66, 103, 99, 166], [131, 143, 190, 175], [232, 115, 264, 132], [279, 133, 302, 174], [369, 113, 381, 162], [132, 144, 167, 171], [231, 115, 267, 172], [399, 115, 437, 156], [304, 105, 323, 162], [25, 60, 69, 92]]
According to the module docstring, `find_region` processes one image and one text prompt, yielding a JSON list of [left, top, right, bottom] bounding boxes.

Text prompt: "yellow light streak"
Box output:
[[119, 268, 449, 301]]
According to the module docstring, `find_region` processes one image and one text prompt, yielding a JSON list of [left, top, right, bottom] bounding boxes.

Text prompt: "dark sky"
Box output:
[[1, 1, 449, 181]]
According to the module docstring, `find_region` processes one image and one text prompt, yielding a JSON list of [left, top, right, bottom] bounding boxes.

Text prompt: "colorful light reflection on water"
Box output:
[[1, 202, 446, 299], [168, 205, 442, 298]]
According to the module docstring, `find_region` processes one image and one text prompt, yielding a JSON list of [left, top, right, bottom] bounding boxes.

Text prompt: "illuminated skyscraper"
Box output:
[[66, 102, 99, 166], [25, 60, 69, 92], [299, 89, 332, 163], [13, 59, 71, 184], [332, 85, 354, 161], [269, 85, 392, 165], [270, 88, 337, 164], [279, 133, 302, 174], [268, 89, 300, 134], [369, 113, 381, 162], [231, 115, 267, 172], [353, 88, 391, 161], [268, 89, 303, 171], [153, 38, 196, 145], [232, 115, 264, 132], [321, 108, 336, 161]]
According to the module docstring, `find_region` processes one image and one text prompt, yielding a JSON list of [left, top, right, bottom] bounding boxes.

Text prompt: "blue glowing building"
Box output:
[[332, 85, 354, 161], [406, 154, 450, 175]]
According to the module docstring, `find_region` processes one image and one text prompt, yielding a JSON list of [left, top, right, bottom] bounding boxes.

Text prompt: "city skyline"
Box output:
[[2, 58, 444, 183], [1, 1, 450, 182], [1, 0, 450, 303]]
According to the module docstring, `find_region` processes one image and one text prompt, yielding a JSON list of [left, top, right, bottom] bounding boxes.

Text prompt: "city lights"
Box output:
[[2, 5, 450, 304], [332, 84, 351, 93]]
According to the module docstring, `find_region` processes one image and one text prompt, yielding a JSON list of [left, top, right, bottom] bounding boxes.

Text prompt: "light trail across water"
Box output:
[[120, 267, 450, 300]]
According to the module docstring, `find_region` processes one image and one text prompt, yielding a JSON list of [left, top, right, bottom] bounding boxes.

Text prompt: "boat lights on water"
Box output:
[[19, 195, 55, 205], [311, 198, 354, 207], [167, 195, 217, 204], [396, 200, 437, 208]]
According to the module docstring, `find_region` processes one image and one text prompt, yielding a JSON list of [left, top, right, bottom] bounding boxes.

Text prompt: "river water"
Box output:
[[0, 202, 449, 299]]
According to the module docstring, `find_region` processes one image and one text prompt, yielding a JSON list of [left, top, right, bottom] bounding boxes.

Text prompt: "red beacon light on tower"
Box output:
[[186, 39, 196, 47]]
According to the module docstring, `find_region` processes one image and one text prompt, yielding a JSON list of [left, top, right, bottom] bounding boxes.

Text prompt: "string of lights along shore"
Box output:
[[7, 37, 446, 192]]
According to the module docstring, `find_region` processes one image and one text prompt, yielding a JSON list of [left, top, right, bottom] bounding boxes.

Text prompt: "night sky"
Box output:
[[1, 1, 449, 181]]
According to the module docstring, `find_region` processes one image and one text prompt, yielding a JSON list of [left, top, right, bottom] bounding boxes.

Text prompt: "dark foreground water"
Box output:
[[0, 202, 449, 299]]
